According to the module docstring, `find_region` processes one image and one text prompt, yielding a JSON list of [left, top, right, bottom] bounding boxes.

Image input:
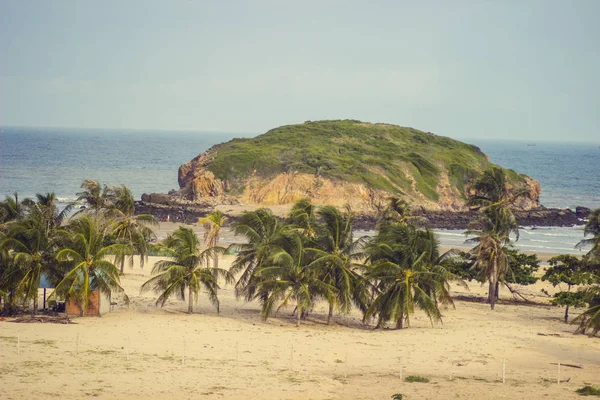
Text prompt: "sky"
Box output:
[[0, 0, 599, 142]]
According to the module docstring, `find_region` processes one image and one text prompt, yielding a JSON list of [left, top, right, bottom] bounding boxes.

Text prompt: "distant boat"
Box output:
[[527, 143, 536, 146]]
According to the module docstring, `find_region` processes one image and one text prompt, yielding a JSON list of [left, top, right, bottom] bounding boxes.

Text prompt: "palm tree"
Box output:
[[286, 198, 318, 238], [0, 193, 31, 224], [573, 286, 600, 337], [364, 223, 453, 328], [469, 230, 509, 310], [229, 208, 284, 300], [309, 205, 368, 324], [1, 218, 47, 315], [254, 232, 336, 327], [106, 184, 136, 216], [141, 226, 233, 314], [466, 167, 527, 309], [75, 179, 108, 214], [0, 232, 19, 313], [106, 185, 157, 273], [378, 196, 416, 227], [0, 193, 69, 314], [576, 208, 600, 261], [52, 216, 128, 316], [199, 210, 227, 268]]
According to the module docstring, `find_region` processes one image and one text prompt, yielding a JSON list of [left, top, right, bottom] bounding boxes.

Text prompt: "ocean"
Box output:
[[1, 126, 598, 254]]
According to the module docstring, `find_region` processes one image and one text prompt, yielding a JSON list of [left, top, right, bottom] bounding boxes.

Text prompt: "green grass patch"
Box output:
[[32, 339, 56, 347], [405, 375, 430, 383], [0, 335, 17, 343], [576, 385, 600, 396]]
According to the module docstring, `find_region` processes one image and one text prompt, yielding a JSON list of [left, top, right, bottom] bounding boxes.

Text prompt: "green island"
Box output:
[[200, 120, 531, 201]]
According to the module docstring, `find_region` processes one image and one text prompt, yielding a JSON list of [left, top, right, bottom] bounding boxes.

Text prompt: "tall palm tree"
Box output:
[[229, 208, 284, 300], [106, 185, 157, 273], [254, 232, 336, 327], [141, 226, 233, 314], [309, 205, 368, 324], [52, 216, 128, 316], [466, 167, 527, 308], [199, 210, 227, 268], [470, 231, 509, 310]]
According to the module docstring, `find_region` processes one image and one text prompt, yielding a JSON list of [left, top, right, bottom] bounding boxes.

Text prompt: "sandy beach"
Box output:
[[1, 222, 599, 400]]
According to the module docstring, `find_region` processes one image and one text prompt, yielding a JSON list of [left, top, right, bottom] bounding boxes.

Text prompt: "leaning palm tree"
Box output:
[[309, 205, 369, 324], [52, 216, 128, 316], [255, 232, 336, 327], [199, 210, 227, 268], [141, 226, 233, 314], [106, 185, 157, 273], [229, 208, 284, 300]]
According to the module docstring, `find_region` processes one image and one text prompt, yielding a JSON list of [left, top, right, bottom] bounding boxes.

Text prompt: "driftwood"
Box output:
[[550, 363, 582, 369], [504, 282, 535, 303], [11, 315, 75, 324]]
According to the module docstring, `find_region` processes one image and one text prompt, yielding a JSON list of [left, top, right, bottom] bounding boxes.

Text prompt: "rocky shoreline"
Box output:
[[135, 200, 591, 230]]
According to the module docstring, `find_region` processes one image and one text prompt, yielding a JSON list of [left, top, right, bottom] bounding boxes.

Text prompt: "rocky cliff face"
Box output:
[[175, 151, 541, 212]]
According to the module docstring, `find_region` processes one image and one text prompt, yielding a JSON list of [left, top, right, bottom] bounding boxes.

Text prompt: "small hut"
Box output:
[[65, 290, 111, 316]]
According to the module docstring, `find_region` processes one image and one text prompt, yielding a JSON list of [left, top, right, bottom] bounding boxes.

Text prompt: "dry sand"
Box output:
[[1, 226, 599, 400]]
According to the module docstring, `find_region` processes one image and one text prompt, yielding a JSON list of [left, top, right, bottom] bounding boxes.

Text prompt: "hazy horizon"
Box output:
[[1, 1, 599, 142], [2, 123, 599, 145]]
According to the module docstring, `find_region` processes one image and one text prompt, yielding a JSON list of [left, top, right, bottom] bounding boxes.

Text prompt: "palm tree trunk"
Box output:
[[120, 258, 125, 274], [327, 303, 333, 325], [488, 279, 496, 310], [296, 304, 301, 327], [213, 255, 218, 269], [488, 258, 498, 310], [396, 315, 403, 329], [32, 294, 38, 316], [188, 286, 193, 314], [495, 281, 500, 300], [564, 305, 569, 323]]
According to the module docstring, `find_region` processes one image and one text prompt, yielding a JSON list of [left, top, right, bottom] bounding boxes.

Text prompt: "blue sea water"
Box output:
[[1, 126, 598, 254], [471, 140, 600, 210], [0, 126, 252, 201]]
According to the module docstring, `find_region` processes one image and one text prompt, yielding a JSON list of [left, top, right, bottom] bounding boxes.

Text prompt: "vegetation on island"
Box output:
[[0, 171, 599, 336], [201, 120, 530, 201]]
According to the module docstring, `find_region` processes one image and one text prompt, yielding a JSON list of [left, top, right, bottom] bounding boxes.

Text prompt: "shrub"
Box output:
[[404, 375, 429, 383], [576, 385, 600, 396]]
